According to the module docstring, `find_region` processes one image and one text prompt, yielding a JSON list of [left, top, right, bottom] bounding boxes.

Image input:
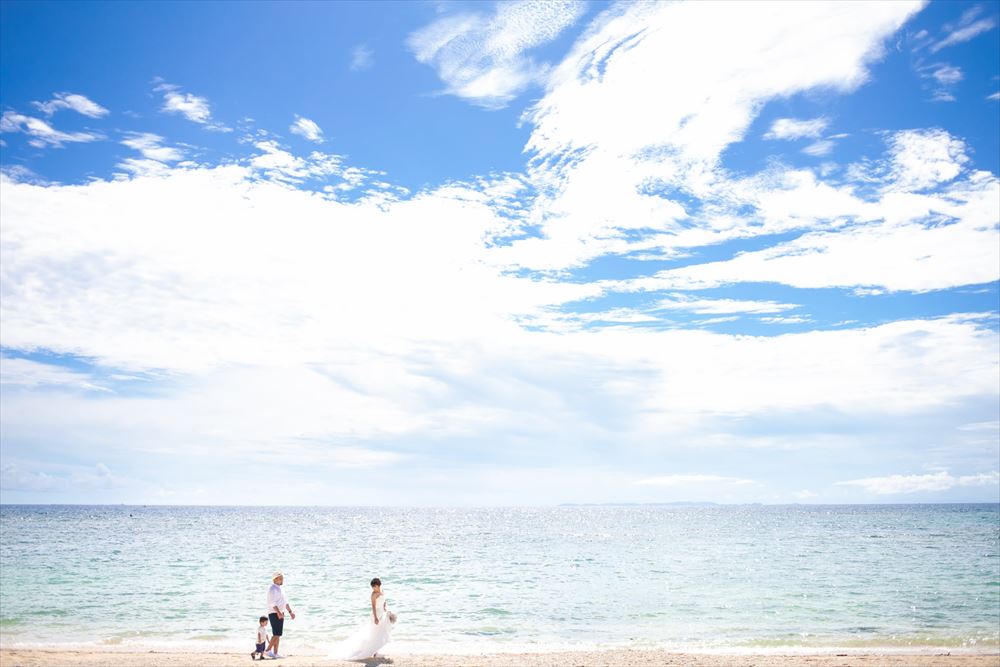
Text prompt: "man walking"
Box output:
[[265, 571, 295, 658]]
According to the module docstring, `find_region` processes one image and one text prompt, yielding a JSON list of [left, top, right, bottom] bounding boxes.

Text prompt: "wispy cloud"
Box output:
[[762, 118, 838, 155], [32, 92, 109, 118], [596, 129, 993, 295], [247, 140, 367, 186], [957, 421, 1000, 432], [289, 115, 324, 143], [654, 295, 798, 315], [116, 132, 186, 177], [764, 117, 829, 140], [508, 1, 922, 273], [0, 356, 109, 392], [916, 62, 965, 102], [802, 139, 835, 156], [1, 462, 119, 492], [120, 132, 184, 162], [930, 63, 964, 85], [0, 164, 50, 185], [836, 470, 1000, 494], [759, 315, 812, 325], [930, 8, 996, 53], [350, 44, 374, 71], [0, 111, 102, 147], [635, 474, 755, 487], [155, 80, 230, 131], [407, 0, 586, 108]]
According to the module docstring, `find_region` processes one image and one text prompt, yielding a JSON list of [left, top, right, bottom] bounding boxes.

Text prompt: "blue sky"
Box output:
[[1, 0, 998, 505]]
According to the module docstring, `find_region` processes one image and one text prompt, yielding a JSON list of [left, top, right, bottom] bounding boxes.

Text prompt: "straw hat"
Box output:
[[272, 571, 283, 581]]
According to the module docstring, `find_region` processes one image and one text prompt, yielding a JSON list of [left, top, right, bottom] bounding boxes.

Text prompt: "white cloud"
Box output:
[[528, 2, 917, 160], [0, 161, 581, 374], [930, 63, 963, 85], [635, 474, 755, 487], [309, 446, 401, 468], [160, 89, 210, 122], [2, 168, 996, 502], [498, 1, 923, 272], [694, 316, 739, 325], [887, 128, 969, 191], [246, 140, 380, 188], [802, 139, 835, 156], [764, 117, 829, 140], [289, 115, 324, 143], [1, 464, 59, 492], [3, 159, 995, 430], [32, 92, 109, 118], [115, 158, 178, 178], [0, 111, 102, 147], [156, 81, 229, 131], [1, 462, 118, 492], [759, 316, 812, 325], [350, 44, 374, 71], [4, 0, 998, 504], [654, 295, 798, 315], [930, 17, 996, 53], [916, 62, 964, 102], [120, 132, 184, 162], [0, 164, 50, 185], [622, 199, 998, 293], [837, 470, 1000, 494], [407, 0, 586, 108], [957, 421, 1000, 432], [548, 295, 798, 328], [0, 356, 109, 392], [608, 130, 996, 295], [989, 92, 1000, 101]]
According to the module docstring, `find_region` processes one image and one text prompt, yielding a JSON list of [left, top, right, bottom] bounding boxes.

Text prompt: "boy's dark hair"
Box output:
[[370, 577, 381, 587], [259, 616, 268, 623]]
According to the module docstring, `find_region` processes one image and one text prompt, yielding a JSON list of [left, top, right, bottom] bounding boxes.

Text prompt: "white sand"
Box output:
[[2, 648, 998, 667]]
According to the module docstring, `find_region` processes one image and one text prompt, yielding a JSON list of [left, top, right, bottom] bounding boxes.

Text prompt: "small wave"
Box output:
[[459, 626, 518, 637], [479, 607, 512, 616], [26, 609, 70, 618]]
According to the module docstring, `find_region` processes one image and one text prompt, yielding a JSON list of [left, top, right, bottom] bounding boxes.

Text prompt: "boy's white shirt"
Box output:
[[257, 625, 270, 643]]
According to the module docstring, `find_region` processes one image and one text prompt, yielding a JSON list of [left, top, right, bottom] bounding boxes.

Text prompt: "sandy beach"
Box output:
[[1, 649, 998, 667]]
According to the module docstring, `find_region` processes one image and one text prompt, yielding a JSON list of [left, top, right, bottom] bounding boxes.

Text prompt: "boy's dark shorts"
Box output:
[[268, 613, 284, 637], [255, 642, 265, 652]]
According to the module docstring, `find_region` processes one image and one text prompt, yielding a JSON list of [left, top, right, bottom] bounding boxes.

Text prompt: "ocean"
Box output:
[[0, 504, 997, 654]]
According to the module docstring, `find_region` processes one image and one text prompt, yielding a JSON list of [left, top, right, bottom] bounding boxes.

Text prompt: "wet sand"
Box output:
[[1, 648, 998, 667]]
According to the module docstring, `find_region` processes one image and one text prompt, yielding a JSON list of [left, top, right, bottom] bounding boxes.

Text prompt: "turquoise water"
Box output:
[[0, 504, 997, 654]]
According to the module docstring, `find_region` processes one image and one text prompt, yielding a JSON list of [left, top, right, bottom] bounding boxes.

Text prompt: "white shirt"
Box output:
[[257, 625, 270, 644], [267, 583, 287, 614]]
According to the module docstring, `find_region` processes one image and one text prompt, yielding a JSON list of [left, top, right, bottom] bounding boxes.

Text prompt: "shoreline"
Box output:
[[2, 648, 999, 667]]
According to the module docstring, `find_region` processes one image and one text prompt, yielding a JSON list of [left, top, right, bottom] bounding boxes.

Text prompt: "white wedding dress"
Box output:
[[331, 594, 395, 660]]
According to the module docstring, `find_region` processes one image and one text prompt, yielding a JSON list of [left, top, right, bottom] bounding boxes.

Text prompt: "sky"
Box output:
[[1, 0, 998, 506]]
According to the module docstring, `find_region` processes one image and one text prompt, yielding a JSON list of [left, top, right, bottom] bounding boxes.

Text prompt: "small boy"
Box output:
[[252, 616, 270, 660]]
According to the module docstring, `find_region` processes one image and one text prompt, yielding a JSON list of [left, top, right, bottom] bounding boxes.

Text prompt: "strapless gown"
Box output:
[[331, 594, 395, 660]]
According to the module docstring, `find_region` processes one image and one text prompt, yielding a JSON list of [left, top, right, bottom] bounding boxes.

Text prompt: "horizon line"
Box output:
[[1, 501, 998, 508]]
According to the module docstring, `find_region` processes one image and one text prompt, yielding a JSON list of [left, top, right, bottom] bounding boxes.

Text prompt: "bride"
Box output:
[[331, 577, 397, 660]]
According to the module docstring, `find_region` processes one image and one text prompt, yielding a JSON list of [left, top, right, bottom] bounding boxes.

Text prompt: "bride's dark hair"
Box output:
[[370, 578, 381, 587]]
